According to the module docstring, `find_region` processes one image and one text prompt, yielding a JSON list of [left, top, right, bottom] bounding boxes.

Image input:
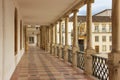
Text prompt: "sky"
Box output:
[[78, 0, 112, 15]]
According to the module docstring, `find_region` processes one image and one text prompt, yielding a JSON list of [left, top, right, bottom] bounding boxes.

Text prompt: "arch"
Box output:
[[14, 8, 18, 55], [20, 20, 22, 50]]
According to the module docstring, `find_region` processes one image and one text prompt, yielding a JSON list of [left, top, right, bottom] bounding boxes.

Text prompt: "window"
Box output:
[[102, 45, 106, 51], [109, 36, 112, 42], [95, 46, 99, 53], [102, 36, 106, 42], [94, 25, 99, 32], [95, 36, 99, 42], [102, 25, 106, 32], [109, 26, 112, 32], [29, 37, 34, 43]]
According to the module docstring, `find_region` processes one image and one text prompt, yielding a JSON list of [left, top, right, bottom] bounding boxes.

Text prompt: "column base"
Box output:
[[52, 44, 55, 55], [50, 43, 53, 54], [59, 45, 63, 59], [54, 44, 58, 57], [47, 43, 50, 53], [84, 48, 96, 75], [25, 43, 28, 51], [108, 52, 120, 80], [45, 44, 48, 51], [64, 45, 69, 62]]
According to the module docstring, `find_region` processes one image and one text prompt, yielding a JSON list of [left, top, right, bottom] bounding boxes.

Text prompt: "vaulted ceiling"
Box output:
[[17, 0, 85, 25]]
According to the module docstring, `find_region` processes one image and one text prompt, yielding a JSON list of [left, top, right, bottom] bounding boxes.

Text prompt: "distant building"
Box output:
[[93, 9, 112, 17], [67, 9, 112, 53]]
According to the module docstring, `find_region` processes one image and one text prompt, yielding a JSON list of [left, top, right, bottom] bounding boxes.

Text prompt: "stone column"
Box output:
[[108, 0, 120, 80], [59, 20, 63, 59], [25, 26, 28, 51], [50, 25, 54, 55], [40, 27, 43, 49], [46, 27, 48, 51], [54, 23, 58, 57], [47, 26, 51, 53], [64, 15, 69, 62], [41, 27, 44, 49], [72, 9, 79, 67], [43, 27, 46, 49], [84, 0, 95, 75], [39, 27, 41, 48], [37, 34, 39, 47], [45, 27, 48, 51], [40, 28, 42, 49], [52, 25, 55, 56]]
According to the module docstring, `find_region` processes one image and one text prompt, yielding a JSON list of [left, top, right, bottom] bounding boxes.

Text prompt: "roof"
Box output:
[[93, 9, 112, 16], [69, 16, 111, 23]]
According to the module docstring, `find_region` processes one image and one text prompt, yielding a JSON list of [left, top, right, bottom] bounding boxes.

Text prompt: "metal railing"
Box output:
[[92, 55, 109, 80], [68, 49, 72, 63], [62, 48, 64, 59], [77, 51, 85, 70], [57, 46, 59, 57]]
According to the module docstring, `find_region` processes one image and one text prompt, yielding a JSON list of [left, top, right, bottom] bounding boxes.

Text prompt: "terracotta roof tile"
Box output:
[[69, 16, 111, 22]]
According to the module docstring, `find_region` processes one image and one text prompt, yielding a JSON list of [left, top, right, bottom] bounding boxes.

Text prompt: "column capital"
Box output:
[[85, 0, 94, 3], [54, 22, 58, 25], [50, 24, 54, 28], [72, 9, 79, 13], [58, 19, 62, 22], [63, 14, 69, 18], [50, 23, 54, 26]]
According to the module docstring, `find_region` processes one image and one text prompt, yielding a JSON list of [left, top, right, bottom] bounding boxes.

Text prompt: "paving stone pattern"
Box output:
[[11, 47, 94, 80]]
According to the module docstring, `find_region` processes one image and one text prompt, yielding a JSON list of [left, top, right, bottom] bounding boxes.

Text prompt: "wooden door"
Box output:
[[95, 46, 99, 53]]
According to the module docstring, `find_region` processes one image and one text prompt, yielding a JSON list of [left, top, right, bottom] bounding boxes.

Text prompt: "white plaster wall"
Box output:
[[1, 0, 25, 79], [3, 0, 16, 79], [0, 0, 3, 79]]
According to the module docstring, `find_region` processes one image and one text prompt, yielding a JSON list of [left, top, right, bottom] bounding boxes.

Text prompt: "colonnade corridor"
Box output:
[[10, 47, 93, 80]]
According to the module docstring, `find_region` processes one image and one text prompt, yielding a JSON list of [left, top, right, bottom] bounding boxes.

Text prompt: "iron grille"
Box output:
[[92, 55, 109, 80], [57, 46, 59, 57], [62, 48, 64, 59], [68, 49, 72, 63], [77, 51, 85, 70]]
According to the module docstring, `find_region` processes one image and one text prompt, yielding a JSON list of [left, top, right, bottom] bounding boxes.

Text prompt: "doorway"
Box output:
[[78, 39, 84, 51], [95, 46, 99, 53]]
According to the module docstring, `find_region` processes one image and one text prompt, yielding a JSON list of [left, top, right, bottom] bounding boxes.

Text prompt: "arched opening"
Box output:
[[20, 20, 22, 50], [14, 8, 18, 55]]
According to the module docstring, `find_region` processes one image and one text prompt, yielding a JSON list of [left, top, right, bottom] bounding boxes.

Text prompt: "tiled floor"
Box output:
[[11, 47, 94, 80]]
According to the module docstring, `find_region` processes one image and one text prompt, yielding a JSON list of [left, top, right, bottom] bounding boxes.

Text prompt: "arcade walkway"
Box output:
[[11, 47, 93, 80]]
